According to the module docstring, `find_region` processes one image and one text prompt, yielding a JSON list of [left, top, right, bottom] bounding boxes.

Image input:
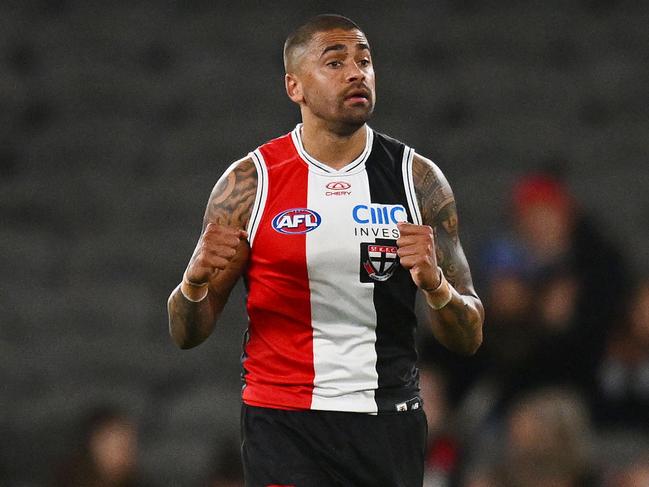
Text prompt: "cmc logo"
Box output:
[[272, 208, 322, 234], [326, 181, 351, 190], [352, 204, 407, 224]]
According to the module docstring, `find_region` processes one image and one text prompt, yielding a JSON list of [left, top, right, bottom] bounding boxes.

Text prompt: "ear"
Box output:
[[285, 73, 303, 104]]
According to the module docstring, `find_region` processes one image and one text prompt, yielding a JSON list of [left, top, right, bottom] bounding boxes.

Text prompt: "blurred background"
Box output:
[[1, 0, 648, 486]]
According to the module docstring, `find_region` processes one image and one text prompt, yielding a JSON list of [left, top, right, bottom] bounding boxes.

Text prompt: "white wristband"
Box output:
[[424, 267, 453, 310], [180, 273, 209, 302], [180, 283, 208, 302]]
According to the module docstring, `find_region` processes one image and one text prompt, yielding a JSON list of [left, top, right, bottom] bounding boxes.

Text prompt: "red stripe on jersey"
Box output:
[[242, 134, 314, 410]]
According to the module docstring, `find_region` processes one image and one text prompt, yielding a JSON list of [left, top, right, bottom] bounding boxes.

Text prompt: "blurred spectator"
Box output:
[[607, 456, 649, 487], [488, 388, 596, 487], [205, 436, 244, 487], [461, 467, 498, 487], [421, 170, 633, 486], [594, 278, 649, 430], [512, 173, 576, 268], [466, 173, 630, 408], [420, 363, 459, 487], [477, 238, 537, 397], [51, 406, 149, 487], [510, 173, 629, 391]]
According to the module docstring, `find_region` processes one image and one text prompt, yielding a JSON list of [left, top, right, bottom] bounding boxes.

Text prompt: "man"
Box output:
[[168, 14, 483, 486]]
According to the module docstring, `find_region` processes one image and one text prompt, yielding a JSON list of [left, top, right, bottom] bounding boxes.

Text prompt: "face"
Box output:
[[89, 419, 137, 480], [286, 28, 376, 132]]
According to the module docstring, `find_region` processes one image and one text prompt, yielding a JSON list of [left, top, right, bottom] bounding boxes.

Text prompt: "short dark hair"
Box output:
[[283, 14, 364, 72]]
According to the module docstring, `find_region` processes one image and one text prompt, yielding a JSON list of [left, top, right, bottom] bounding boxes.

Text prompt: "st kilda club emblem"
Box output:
[[360, 239, 399, 282]]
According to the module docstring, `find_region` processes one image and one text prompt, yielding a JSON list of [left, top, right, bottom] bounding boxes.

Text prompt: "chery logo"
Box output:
[[326, 181, 351, 190], [325, 181, 351, 196]]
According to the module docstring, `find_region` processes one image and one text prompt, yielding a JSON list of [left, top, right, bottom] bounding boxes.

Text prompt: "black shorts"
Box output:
[[241, 403, 427, 487]]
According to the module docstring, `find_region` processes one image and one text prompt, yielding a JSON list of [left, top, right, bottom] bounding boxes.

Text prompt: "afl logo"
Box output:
[[326, 181, 351, 190], [272, 208, 322, 234]]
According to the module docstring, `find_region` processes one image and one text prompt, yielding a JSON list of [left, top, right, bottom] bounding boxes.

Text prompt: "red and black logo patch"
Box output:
[[360, 239, 399, 282]]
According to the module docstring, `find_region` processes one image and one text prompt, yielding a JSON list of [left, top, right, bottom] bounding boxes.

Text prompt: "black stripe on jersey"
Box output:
[[365, 132, 421, 413]]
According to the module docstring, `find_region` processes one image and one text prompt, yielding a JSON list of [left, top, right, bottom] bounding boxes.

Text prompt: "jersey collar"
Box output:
[[291, 123, 373, 176]]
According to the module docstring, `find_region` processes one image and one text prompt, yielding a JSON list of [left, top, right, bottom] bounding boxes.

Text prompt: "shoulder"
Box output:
[[371, 130, 406, 152], [372, 129, 407, 159], [255, 128, 299, 167], [411, 153, 455, 226]]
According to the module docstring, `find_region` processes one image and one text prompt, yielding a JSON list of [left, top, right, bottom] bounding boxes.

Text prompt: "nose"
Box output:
[[345, 61, 366, 83]]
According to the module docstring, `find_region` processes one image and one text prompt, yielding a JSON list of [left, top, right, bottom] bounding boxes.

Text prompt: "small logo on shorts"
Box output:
[[395, 397, 422, 412]]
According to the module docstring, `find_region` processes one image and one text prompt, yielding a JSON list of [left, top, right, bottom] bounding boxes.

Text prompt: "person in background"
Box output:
[[498, 388, 595, 487], [606, 455, 649, 487], [510, 173, 629, 391], [476, 238, 537, 403], [419, 362, 460, 487], [594, 278, 649, 430], [51, 406, 148, 487]]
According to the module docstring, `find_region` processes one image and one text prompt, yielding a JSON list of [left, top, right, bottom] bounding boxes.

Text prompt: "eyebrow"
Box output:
[[320, 42, 370, 57]]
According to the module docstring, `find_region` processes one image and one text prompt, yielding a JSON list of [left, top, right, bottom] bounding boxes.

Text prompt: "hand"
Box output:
[[396, 222, 440, 291], [185, 223, 248, 285]]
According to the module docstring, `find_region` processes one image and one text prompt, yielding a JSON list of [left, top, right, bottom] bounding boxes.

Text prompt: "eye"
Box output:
[[327, 60, 343, 68], [358, 59, 371, 67]]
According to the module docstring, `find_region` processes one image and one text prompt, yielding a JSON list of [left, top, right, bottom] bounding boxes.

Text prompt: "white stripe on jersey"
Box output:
[[402, 147, 423, 225], [292, 124, 374, 175], [306, 169, 379, 413], [247, 150, 269, 247]]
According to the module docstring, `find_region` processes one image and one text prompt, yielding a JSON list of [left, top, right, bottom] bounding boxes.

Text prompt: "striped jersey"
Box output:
[[241, 124, 423, 414]]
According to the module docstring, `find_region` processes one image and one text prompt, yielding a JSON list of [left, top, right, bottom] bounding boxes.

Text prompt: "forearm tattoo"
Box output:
[[168, 157, 257, 348]]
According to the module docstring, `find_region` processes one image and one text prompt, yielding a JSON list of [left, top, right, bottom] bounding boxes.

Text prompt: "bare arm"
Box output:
[[400, 154, 484, 355], [167, 157, 257, 349]]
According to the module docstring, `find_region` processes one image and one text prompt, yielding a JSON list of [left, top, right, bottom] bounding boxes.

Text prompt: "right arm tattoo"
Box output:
[[203, 159, 257, 229], [168, 157, 257, 349]]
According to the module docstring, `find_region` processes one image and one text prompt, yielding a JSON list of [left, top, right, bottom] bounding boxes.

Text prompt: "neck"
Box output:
[[300, 115, 367, 171]]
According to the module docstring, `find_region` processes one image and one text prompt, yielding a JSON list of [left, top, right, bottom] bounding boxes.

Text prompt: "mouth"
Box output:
[[344, 88, 371, 104]]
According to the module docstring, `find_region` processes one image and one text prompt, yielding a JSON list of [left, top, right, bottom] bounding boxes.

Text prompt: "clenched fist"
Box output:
[[182, 223, 247, 301], [396, 222, 440, 291]]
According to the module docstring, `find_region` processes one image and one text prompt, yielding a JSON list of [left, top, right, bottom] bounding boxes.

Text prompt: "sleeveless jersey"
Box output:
[[242, 124, 424, 414]]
